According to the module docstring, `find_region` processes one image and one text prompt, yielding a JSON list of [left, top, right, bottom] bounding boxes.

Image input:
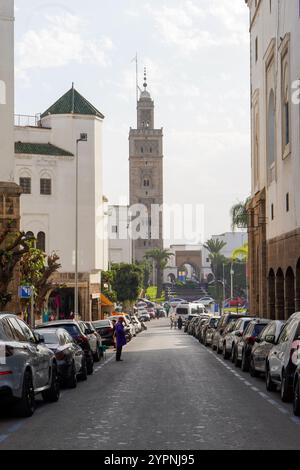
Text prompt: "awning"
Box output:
[[101, 293, 114, 307]]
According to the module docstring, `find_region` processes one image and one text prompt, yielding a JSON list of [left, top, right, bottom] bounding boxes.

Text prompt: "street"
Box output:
[[1, 318, 300, 450]]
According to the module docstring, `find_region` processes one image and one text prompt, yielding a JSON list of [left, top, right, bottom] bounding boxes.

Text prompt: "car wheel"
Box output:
[[266, 364, 277, 392], [223, 344, 229, 360], [241, 350, 250, 373], [217, 343, 222, 355], [42, 364, 60, 403], [293, 376, 300, 416], [15, 370, 35, 418], [87, 354, 94, 376], [79, 357, 88, 381], [250, 357, 259, 377], [230, 347, 235, 363], [234, 348, 241, 368], [93, 346, 101, 363], [66, 362, 77, 389], [281, 370, 293, 403]]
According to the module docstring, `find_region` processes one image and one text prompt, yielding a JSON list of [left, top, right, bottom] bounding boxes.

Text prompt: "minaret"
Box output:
[[0, 0, 15, 181], [129, 69, 164, 262]]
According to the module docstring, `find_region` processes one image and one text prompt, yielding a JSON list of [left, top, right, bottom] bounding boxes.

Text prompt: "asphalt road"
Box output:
[[1, 318, 300, 450]]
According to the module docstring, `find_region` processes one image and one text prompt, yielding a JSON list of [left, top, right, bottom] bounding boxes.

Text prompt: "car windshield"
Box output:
[[177, 308, 188, 315], [94, 321, 110, 328], [54, 324, 80, 338], [254, 323, 269, 336], [38, 331, 58, 344]]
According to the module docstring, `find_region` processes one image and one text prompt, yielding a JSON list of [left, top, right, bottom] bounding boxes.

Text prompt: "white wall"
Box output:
[[108, 205, 132, 265], [0, 0, 14, 182], [249, 0, 300, 241], [15, 112, 107, 275]]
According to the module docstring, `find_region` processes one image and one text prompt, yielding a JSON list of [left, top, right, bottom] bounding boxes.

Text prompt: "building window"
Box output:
[[286, 193, 290, 212], [40, 178, 52, 195], [281, 41, 291, 157], [37, 232, 46, 252], [267, 90, 276, 182], [271, 204, 274, 221], [144, 179, 150, 187], [20, 177, 31, 194], [112, 226, 118, 234], [255, 37, 258, 62]]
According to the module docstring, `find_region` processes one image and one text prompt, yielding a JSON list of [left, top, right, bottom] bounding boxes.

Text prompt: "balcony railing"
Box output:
[[14, 114, 41, 127]]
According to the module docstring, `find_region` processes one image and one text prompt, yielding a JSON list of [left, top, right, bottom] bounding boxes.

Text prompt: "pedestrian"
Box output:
[[177, 316, 183, 330], [115, 317, 127, 362], [112, 319, 117, 350]]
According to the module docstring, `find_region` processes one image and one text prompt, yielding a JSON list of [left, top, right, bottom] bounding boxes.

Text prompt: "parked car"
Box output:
[[212, 314, 246, 354], [249, 320, 285, 377], [107, 316, 132, 342], [37, 320, 94, 376], [266, 312, 300, 402], [131, 315, 142, 333], [138, 310, 151, 322], [184, 315, 200, 333], [188, 317, 201, 336], [293, 364, 300, 416], [223, 317, 253, 361], [195, 318, 211, 341], [93, 319, 115, 346], [235, 318, 271, 372], [82, 322, 103, 362], [0, 313, 60, 417], [35, 328, 87, 387], [197, 318, 210, 343], [203, 316, 220, 347], [147, 308, 156, 319]]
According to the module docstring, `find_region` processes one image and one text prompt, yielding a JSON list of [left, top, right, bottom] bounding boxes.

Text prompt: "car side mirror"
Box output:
[[35, 333, 45, 344], [265, 335, 275, 344]]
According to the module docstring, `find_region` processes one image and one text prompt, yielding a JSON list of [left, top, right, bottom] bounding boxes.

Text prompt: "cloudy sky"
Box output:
[[14, 0, 251, 242]]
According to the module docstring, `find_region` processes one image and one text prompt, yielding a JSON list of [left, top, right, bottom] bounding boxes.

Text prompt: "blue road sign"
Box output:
[[18, 286, 33, 299]]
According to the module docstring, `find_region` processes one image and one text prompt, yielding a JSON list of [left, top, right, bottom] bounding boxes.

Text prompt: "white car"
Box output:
[[0, 313, 60, 417], [131, 316, 142, 333], [222, 317, 252, 360], [266, 312, 300, 402]]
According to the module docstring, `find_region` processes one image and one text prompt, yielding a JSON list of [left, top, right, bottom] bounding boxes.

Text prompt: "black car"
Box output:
[[235, 319, 271, 372], [35, 328, 87, 387], [37, 320, 94, 375], [293, 364, 300, 416], [93, 319, 115, 346]]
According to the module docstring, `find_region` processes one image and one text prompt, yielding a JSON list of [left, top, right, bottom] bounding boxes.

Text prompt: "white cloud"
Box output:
[[16, 13, 113, 78], [146, 0, 249, 54]]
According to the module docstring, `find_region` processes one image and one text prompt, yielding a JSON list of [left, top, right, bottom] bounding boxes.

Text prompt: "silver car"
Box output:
[[0, 313, 60, 417]]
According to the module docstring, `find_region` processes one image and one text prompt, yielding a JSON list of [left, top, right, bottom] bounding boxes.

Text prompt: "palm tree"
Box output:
[[232, 243, 249, 262], [145, 248, 174, 298], [230, 198, 251, 231], [204, 238, 227, 280]]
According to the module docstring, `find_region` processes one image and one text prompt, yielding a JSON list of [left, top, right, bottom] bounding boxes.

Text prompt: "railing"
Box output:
[[14, 114, 41, 127]]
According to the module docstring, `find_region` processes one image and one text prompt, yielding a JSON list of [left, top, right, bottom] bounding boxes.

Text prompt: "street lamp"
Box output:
[[75, 133, 88, 318]]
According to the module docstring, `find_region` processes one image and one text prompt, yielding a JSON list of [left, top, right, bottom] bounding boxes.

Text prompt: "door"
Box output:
[[269, 320, 298, 381]]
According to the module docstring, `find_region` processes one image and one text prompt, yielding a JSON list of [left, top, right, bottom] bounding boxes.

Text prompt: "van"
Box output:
[[175, 303, 207, 323]]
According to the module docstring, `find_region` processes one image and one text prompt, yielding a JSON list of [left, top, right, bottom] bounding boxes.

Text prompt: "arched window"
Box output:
[[37, 232, 46, 252], [283, 64, 290, 148], [268, 90, 276, 170], [254, 110, 260, 184]]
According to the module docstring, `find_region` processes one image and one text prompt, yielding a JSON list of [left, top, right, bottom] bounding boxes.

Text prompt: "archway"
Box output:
[[178, 263, 199, 283], [268, 269, 275, 320], [275, 269, 285, 320], [285, 267, 295, 319], [296, 259, 300, 312], [168, 273, 176, 284], [47, 288, 81, 321]]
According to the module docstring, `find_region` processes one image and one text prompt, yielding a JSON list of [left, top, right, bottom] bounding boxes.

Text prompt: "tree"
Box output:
[[230, 198, 251, 231], [20, 243, 61, 317], [111, 264, 143, 309], [0, 224, 33, 310], [204, 238, 227, 280], [145, 248, 174, 298], [232, 243, 249, 262]]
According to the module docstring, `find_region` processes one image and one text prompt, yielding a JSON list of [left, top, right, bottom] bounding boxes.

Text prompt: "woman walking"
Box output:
[[115, 317, 127, 362]]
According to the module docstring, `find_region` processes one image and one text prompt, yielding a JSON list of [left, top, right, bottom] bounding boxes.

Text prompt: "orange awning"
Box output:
[[101, 293, 114, 307]]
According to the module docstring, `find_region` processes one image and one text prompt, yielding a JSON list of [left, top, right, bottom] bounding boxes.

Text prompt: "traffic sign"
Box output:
[[18, 286, 33, 299]]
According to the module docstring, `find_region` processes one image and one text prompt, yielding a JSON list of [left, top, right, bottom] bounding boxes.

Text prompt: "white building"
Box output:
[[14, 86, 108, 320], [210, 232, 248, 260], [0, 0, 14, 182], [108, 205, 132, 265], [246, 0, 300, 319]]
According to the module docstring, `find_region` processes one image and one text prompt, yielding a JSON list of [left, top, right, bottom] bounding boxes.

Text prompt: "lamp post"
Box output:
[[75, 133, 88, 318]]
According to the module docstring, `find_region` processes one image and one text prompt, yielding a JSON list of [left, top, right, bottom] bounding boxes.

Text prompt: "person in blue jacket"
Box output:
[[115, 317, 127, 362]]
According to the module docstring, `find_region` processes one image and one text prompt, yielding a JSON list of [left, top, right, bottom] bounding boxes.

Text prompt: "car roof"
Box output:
[[37, 320, 80, 327]]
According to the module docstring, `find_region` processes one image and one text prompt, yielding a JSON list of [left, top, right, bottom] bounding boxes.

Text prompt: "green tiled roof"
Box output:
[[15, 142, 74, 157], [41, 87, 104, 119]]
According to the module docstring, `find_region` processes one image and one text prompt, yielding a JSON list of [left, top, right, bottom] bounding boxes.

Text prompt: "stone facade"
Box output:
[[246, 0, 300, 319], [0, 182, 21, 313], [129, 78, 164, 262]]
